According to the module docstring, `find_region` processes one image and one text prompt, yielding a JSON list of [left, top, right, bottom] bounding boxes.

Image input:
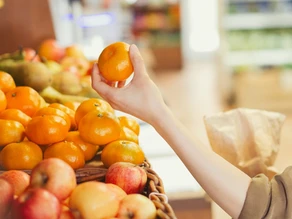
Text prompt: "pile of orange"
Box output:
[[0, 66, 145, 171]]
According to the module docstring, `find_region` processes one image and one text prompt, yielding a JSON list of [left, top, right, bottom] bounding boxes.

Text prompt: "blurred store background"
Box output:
[[1, 0, 292, 218]]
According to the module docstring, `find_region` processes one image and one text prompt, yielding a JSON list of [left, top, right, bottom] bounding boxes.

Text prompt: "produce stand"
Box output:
[[0, 1, 178, 217]]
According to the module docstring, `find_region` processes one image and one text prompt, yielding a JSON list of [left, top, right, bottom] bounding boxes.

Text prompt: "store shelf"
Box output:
[[223, 13, 292, 30], [129, 2, 181, 71], [226, 49, 292, 66]]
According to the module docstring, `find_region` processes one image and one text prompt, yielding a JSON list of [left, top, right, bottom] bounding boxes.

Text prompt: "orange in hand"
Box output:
[[75, 98, 114, 125], [44, 141, 85, 170], [98, 42, 133, 82], [78, 111, 121, 145], [25, 115, 69, 145], [0, 109, 32, 127], [65, 131, 99, 161], [0, 71, 16, 93], [0, 140, 43, 170], [101, 140, 145, 168], [5, 86, 42, 117], [0, 119, 25, 147]]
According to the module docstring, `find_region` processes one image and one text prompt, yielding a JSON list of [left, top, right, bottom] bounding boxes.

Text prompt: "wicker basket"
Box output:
[[0, 156, 177, 219]]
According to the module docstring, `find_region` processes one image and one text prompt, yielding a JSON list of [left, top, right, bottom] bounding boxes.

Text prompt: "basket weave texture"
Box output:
[[0, 157, 177, 219]]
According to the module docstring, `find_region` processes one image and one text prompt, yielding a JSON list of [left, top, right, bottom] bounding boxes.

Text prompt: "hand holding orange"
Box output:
[[98, 42, 133, 82]]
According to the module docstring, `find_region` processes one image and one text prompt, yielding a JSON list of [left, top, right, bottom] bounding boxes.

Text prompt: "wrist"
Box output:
[[148, 102, 173, 129]]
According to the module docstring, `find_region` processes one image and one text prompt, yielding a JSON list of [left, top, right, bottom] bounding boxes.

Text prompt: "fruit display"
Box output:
[[0, 39, 100, 104], [0, 51, 177, 218]]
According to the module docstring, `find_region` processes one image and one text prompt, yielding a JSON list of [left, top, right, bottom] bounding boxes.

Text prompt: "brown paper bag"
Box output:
[[204, 108, 286, 179]]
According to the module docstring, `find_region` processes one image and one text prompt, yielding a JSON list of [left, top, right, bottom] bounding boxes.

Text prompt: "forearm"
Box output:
[[150, 104, 251, 219]]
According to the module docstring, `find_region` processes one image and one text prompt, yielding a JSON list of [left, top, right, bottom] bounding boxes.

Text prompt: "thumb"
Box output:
[[129, 44, 147, 80]]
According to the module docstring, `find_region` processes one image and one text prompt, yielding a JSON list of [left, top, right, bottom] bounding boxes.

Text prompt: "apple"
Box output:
[[65, 44, 86, 59], [117, 194, 156, 219], [29, 158, 76, 201], [105, 162, 147, 194], [69, 181, 121, 219], [0, 170, 30, 196], [0, 179, 14, 218], [38, 39, 65, 62], [12, 188, 61, 219], [60, 56, 90, 77], [23, 48, 40, 62]]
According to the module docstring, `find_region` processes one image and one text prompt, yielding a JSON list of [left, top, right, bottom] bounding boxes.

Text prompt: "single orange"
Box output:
[[49, 103, 77, 131], [101, 140, 145, 168], [0, 109, 32, 127], [5, 86, 42, 117], [34, 107, 71, 131], [79, 111, 121, 146], [119, 126, 139, 144], [75, 98, 114, 125], [118, 116, 140, 135], [98, 42, 133, 82], [65, 131, 99, 161], [44, 141, 85, 170], [0, 119, 25, 147], [0, 140, 43, 170], [0, 71, 16, 93], [0, 89, 7, 112], [25, 115, 69, 145], [63, 101, 81, 111]]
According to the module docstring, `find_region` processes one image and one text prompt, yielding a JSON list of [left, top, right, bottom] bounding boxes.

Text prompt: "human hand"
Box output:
[[91, 44, 166, 124]]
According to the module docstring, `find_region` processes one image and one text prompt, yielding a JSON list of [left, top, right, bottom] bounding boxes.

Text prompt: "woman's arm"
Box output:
[[91, 44, 251, 218], [151, 103, 251, 218]]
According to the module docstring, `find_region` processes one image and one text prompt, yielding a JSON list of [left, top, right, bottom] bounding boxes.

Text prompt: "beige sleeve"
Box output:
[[238, 166, 292, 219]]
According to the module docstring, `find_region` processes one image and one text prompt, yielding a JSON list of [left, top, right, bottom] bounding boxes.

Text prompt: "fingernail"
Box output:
[[130, 44, 139, 53]]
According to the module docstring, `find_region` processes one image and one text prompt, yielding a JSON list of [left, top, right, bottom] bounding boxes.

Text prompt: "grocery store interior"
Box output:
[[2, 0, 292, 218]]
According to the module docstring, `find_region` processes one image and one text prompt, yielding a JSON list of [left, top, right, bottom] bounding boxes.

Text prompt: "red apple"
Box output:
[[60, 56, 90, 77], [0, 170, 30, 196], [12, 188, 61, 219], [29, 158, 76, 201], [105, 162, 147, 194], [117, 194, 156, 219], [38, 39, 65, 62], [23, 48, 41, 62], [0, 178, 14, 218], [69, 181, 121, 219]]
